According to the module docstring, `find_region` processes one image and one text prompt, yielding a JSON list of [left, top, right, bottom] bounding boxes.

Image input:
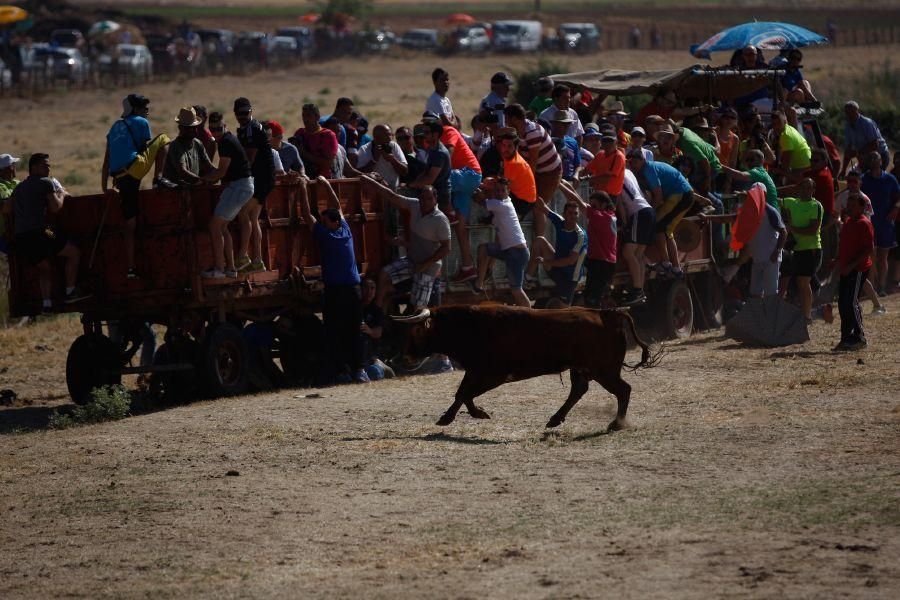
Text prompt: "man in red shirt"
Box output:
[[834, 194, 874, 351], [290, 103, 338, 178], [582, 126, 625, 196]]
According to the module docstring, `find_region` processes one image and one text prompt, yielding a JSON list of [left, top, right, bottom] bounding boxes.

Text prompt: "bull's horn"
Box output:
[[391, 308, 431, 323]]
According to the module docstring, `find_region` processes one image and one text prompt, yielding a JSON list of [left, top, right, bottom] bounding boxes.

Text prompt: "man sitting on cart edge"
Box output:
[[8, 153, 91, 311]]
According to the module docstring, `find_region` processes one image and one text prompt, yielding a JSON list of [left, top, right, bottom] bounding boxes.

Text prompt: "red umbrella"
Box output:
[[446, 13, 475, 25], [298, 13, 320, 24]]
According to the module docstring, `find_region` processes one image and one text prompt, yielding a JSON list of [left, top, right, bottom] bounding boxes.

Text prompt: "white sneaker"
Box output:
[[201, 268, 225, 279]]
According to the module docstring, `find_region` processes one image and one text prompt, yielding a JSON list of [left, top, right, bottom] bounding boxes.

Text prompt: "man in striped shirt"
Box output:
[[504, 103, 562, 237]]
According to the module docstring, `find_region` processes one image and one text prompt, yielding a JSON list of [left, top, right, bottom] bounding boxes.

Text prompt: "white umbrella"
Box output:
[[89, 20, 121, 37]]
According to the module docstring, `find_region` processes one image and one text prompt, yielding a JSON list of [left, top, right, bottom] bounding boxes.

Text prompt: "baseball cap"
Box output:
[[490, 71, 513, 85], [496, 126, 518, 140], [412, 124, 428, 138], [233, 97, 252, 112], [550, 110, 574, 123], [266, 120, 285, 137], [631, 126, 646, 137], [535, 76, 554, 92], [0, 154, 20, 169], [421, 110, 440, 122], [600, 125, 617, 141], [122, 93, 149, 117]]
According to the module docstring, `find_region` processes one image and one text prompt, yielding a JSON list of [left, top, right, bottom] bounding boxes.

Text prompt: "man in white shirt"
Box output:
[[425, 68, 460, 129], [539, 84, 584, 143], [356, 124, 408, 190], [472, 177, 531, 307]]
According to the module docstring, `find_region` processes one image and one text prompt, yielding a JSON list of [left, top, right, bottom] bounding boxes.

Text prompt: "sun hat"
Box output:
[[175, 106, 202, 127]]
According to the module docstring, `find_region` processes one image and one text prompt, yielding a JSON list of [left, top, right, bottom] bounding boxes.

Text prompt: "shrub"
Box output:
[[49, 385, 132, 429], [510, 58, 571, 110]]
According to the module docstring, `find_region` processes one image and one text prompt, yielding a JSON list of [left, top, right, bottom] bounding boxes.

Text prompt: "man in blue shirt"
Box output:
[[298, 175, 367, 383], [101, 93, 170, 279], [526, 197, 588, 305], [840, 101, 890, 178], [860, 151, 900, 294]]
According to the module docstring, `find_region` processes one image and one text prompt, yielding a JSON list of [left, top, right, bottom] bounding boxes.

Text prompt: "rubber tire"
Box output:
[[662, 280, 694, 339], [149, 340, 200, 404], [66, 334, 122, 405], [202, 323, 250, 397]]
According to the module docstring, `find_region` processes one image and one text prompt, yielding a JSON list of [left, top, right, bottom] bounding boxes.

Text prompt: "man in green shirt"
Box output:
[[770, 110, 811, 184], [675, 124, 720, 195], [0, 154, 21, 253], [781, 178, 823, 322], [722, 149, 778, 208]]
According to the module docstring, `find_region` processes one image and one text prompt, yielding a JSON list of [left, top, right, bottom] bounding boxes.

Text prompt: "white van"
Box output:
[[492, 20, 542, 52]]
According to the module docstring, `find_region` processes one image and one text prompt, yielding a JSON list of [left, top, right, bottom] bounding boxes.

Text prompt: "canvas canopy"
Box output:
[[550, 65, 783, 100]]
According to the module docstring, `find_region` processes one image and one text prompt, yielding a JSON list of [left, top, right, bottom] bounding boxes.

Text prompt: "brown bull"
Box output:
[[396, 305, 657, 431]]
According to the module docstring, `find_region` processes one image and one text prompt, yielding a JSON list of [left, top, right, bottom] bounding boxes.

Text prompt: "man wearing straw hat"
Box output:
[[162, 107, 214, 186]]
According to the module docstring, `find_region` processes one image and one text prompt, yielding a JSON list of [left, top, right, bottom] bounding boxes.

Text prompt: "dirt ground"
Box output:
[[1, 43, 897, 197], [0, 293, 898, 598]]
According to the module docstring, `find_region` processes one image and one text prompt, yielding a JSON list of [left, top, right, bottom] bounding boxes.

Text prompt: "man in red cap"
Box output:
[[266, 120, 304, 175]]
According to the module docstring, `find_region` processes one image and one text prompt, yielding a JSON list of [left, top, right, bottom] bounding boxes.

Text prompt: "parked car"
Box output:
[[33, 46, 89, 83], [267, 36, 298, 65], [97, 44, 153, 79], [558, 23, 601, 53], [275, 27, 314, 59], [50, 29, 86, 51], [236, 31, 268, 65], [450, 25, 490, 53], [399, 29, 439, 51], [144, 33, 176, 73], [357, 28, 396, 53], [196, 28, 236, 68], [492, 20, 542, 52]]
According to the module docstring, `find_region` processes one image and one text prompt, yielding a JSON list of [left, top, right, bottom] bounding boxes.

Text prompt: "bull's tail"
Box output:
[[616, 309, 664, 372]]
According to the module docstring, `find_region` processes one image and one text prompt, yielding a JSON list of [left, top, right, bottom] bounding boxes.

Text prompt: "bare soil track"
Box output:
[[1, 297, 898, 598]]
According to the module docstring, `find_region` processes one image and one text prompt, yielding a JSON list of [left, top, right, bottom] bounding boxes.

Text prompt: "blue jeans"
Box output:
[[450, 167, 483, 218]]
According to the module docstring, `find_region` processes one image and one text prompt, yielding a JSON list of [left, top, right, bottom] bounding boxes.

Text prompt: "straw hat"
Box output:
[[175, 106, 202, 127], [605, 100, 628, 116]]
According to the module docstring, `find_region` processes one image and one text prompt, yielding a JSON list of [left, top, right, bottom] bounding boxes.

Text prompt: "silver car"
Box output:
[[98, 44, 153, 79], [33, 46, 89, 83]]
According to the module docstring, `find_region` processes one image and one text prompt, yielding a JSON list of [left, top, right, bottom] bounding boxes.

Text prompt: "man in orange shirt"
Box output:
[[496, 128, 538, 231], [582, 126, 625, 196]]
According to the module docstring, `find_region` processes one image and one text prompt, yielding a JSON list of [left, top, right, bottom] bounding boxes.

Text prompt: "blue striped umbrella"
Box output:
[[691, 22, 828, 59]]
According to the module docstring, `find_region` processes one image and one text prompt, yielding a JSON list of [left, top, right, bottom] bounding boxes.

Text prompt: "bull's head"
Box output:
[[392, 308, 435, 359]]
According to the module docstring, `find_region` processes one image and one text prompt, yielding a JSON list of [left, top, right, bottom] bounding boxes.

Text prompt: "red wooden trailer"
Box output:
[[5, 177, 723, 404]]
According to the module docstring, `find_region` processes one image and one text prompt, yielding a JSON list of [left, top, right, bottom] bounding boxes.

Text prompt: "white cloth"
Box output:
[[426, 92, 454, 121], [271, 148, 285, 174], [619, 169, 651, 217], [356, 140, 408, 190], [486, 197, 526, 249]]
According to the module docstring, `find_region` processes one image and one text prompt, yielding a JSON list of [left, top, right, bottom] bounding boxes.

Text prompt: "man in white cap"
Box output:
[[161, 107, 214, 186], [0, 153, 20, 255], [605, 100, 630, 147], [101, 93, 171, 280]]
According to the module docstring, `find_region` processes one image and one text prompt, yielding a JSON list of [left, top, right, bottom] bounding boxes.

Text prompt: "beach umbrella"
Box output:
[[0, 5, 27, 26], [88, 20, 121, 36], [298, 13, 320, 24], [691, 22, 828, 59], [446, 13, 476, 26], [725, 296, 809, 347]]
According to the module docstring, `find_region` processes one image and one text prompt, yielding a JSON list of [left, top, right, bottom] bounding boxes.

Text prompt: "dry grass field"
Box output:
[[0, 297, 898, 597]]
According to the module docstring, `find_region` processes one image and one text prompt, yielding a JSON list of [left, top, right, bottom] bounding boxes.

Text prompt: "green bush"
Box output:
[[510, 58, 572, 110], [49, 385, 132, 429]]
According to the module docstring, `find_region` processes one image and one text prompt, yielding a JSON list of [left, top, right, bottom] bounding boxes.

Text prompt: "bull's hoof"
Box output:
[[469, 406, 491, 420], [436, 413, 456, 426], [546, 415, 565, 428], [606, 419, 624, 432]]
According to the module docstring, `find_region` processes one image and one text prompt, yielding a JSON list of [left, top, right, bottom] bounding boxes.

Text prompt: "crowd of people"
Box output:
[[1, 45, 899, 382]]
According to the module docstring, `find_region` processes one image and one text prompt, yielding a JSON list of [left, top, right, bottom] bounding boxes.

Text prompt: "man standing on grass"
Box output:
[[298, 176, 369, 384], [833, 194, 874, 351]]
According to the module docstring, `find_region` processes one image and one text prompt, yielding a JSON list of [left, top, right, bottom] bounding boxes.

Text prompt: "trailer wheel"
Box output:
[[662, 280, 694, 339], [66, 334, 122, 405], [696, 272, 724, 329], [203, 323, 249, 397], [149, 340, 199, 404]]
